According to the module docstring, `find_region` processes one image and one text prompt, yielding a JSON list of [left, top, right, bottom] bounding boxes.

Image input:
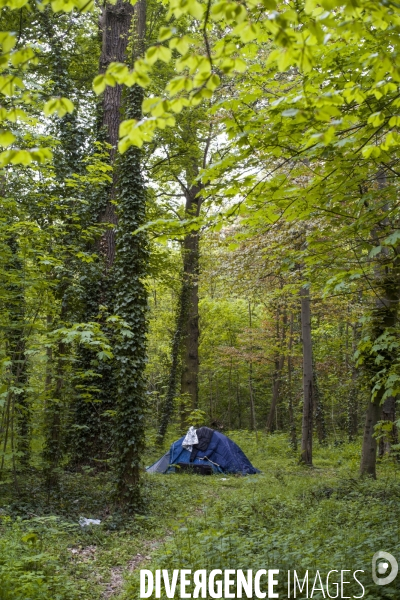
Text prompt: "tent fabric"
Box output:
[[146, 451, 170, 473], [146, 431, 259, 475], [190, 426, 214, 462]]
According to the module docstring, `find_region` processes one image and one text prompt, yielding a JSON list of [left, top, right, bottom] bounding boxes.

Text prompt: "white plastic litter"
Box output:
[[221, 478, 227, 481], [79, 517, 101, 527], [182, 426, 198, 452]]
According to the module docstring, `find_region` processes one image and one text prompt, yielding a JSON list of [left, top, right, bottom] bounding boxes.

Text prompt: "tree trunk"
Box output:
[[248, 361, 256, 430], [266, 307, 287, 432], [5, 235, 30, 468], [157, 273, 190, 443], [314, 361, 326, 445], [43, 341, 66, 490], [228, 358, 232, 429], [287, 312, 297, 450], [360, 392, 383, 477], [158, 180, 202, 439], [69, 0, 137, 470], [113, 0, 147, 510], [180, 183, 202, 424], [99, 0, 135, 268], [360, 171, 400, 477], [236, 371, 242, 428], [300, 286, 313, 465], [378, 396, 397, 458], [348, 323, 359, 441], [360, 286, 400, 477], [248, 301, 256, 430]]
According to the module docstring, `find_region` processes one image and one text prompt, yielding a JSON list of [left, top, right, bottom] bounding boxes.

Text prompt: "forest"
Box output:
[[0, 0, 400, 598]]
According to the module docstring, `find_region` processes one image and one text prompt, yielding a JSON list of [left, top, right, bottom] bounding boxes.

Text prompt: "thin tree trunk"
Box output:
[[43, 341, 66, 490], [5, 235, 30, 467], [360, 392, 383, 477], [288, 312, 297, 450], [378, 396, 397, 458], [348, 323, 359, 441], [209, 373, 213, 420], [236, 371, 242, 428], [248, 301, 256, 431], [300, 286, 313, 465], [228, 357, 232, 429], [266, 307, 287, 432], [314, 361, 326, 445]]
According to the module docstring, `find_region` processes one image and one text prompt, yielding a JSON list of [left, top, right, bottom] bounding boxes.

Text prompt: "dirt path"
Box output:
[[101, 537, 171, 599]]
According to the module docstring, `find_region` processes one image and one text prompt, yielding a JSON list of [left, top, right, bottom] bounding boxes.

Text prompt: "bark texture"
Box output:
[[99, 0, 135, 268]]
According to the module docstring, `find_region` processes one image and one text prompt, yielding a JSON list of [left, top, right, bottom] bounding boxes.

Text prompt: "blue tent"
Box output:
[[146, 430, 259, 475]]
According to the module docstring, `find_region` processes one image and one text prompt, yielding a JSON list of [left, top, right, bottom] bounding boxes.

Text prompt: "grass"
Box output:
[[1, 432, 400, 599]]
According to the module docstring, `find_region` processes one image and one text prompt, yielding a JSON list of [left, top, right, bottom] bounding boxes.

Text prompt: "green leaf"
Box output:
[[0, 130, 15, 147], [44, 97, 75, 117], [93, 74, 107, 95]]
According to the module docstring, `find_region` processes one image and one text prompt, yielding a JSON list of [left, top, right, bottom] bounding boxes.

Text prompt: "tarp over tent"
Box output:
[[146, 430, 259, 475]]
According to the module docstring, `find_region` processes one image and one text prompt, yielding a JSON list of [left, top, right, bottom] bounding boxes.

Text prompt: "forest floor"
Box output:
[[1, 432, 400, 599]]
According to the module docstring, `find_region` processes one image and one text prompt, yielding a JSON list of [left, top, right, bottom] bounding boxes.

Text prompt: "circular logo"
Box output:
[[372, 551, 398, 586]]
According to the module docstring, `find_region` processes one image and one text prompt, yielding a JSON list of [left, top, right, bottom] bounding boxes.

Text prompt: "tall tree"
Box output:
[[153, 113, 211, 440], [300, 285, 313, 466], [113, 0, 148, 509], [69, 0, 136, 467], [179, 172, 203, 425]]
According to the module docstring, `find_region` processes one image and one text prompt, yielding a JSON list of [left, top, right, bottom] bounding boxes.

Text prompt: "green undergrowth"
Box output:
[[0, 433, 399, 599], [125, 433, 400, 600]]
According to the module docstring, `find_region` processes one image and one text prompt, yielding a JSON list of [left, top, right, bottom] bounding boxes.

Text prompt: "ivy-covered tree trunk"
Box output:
[[69, 0, 135, 468], [300, 285, 313, 465], [113, 0, 147, 510]]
